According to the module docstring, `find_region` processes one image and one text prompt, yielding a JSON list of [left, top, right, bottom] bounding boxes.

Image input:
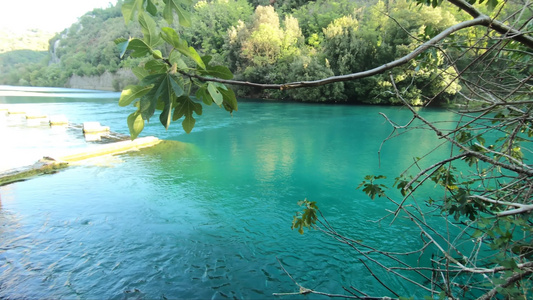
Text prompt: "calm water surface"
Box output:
[[0, 91, 455, 299]]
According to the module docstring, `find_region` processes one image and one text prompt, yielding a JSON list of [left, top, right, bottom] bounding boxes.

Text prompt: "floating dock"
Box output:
[[0, 108, 161, 186]]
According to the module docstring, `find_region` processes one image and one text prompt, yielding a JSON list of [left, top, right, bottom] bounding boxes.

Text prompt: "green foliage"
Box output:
[[116, 0, 238, 137], [357, 175, 388, 200], [182, 0, 253, 56], [291, 0, 359, 40], [0, 50, 48, 85], [286, 55, 346, 102], [291, 199, 319, 234]]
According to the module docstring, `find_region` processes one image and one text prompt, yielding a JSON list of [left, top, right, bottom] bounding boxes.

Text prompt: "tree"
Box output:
[[117, 0, 532, 298]]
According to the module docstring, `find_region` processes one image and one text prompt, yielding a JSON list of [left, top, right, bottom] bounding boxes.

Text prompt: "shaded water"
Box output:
[[0, 91, 456, 299]]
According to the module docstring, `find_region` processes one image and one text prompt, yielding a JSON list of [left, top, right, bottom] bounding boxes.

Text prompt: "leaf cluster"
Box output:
[[291, 199, 319, 234], [117, 0, 238, 138]]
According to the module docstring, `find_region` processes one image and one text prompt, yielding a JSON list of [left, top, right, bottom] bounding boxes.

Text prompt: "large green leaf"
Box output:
[[159, 102, 173, 129], [127, 38, 152, 57], [119, 85, 153, 107], [146, 0, 157, 15], [161, 27, 205, 69], [163, 0, 192, 27], [160, 27, 181, 48], [220, 88, 238, 113], [195, 86, 213, 105], [138, 73, 185, 124], [132, 66, 149, 80], [173, 96, 202, 133], [139, 94, 157, 121], [207, 82, 223, 105], [114, 38, 129, 58], [139, 11, 161, 48], [203, 65, 234, 79], [121, 0, 144, 24], [145, 59, 168, 74], [127, 111, 145, 140], [169, 51, 188, 71], [169, 75, 184, 97]]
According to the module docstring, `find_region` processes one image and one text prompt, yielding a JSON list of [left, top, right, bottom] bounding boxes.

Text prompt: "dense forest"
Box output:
[[0, 0, 522, 105]]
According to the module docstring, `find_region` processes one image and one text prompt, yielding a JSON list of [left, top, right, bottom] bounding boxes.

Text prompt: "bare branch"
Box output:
[[470, 195, 533, 216], [447, 0, 533, 49], [477, 269, 533, 300], [273, 258, 394, 299]]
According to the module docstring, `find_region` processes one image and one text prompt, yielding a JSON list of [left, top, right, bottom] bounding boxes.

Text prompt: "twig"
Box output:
[[469, 195, 533, 217]]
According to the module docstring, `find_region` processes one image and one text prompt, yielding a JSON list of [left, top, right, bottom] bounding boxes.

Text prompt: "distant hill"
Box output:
[[0, 28, 54, 53]]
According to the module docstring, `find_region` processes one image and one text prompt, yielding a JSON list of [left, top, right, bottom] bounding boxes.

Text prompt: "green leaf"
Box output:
[[173, 96, 202, 133], [121, 0, 144, 24], [127, 111, 145, 140], [137, 73, 187, 127], [207, 82, 223, 105], [195, 86, 213, 105], [159, 102, 173, 129], [220, 87, 238, 113], [146, 0, 157, 15], [169, 75, 184, 97], [139, 11, 161, 48], [145, 59, 168, 74], [114, 38, 129, 58], [132, 66, 149, 80], [139, 94, 157, 121], [201, 55, 212, 66], [169, 51, 188, 70], [291, 199, 319, 234], [127, 38, 152, 57], [160, 27, 181, 48], [119, 85, 153, 107], [487, 0, 499, 10], [174, 5, 192, 27], [204, 65, 234, 79], [163, 0, 192, 27], [182, 114, 196, 134], [161, 27, 205, 69]]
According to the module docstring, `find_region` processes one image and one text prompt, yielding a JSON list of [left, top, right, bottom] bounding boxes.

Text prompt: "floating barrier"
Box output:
[[83, 121, 110, 133], [7, 110, 25, 115], [26, 113, 48, 119], [49, 115, 69, 126], [0, 110, 161, 185]]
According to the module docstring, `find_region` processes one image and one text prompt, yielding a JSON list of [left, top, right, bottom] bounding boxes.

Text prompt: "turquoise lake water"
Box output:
[[0, 91, 456, 299]]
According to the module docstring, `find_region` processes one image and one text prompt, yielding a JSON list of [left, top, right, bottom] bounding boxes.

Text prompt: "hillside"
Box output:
[[0, 28, 54, 53]]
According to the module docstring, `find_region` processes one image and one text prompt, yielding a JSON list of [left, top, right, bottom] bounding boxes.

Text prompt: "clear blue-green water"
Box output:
[[0, 91, 456, 299]]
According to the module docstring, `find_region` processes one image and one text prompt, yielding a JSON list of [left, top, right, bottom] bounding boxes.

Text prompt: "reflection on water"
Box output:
[[0, 95, 456, 299]]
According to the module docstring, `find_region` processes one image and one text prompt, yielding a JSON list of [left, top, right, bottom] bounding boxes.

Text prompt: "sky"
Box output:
[[0, 0, 118, 33]]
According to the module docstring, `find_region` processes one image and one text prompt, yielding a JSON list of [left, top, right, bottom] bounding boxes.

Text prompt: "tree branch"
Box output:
[[477, 269, 533, 300], [469, 195, 533, 216], [447, 0, 533, 49]]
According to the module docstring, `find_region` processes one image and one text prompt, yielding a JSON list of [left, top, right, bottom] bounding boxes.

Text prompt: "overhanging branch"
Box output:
[[447, 0, 533, 49]]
